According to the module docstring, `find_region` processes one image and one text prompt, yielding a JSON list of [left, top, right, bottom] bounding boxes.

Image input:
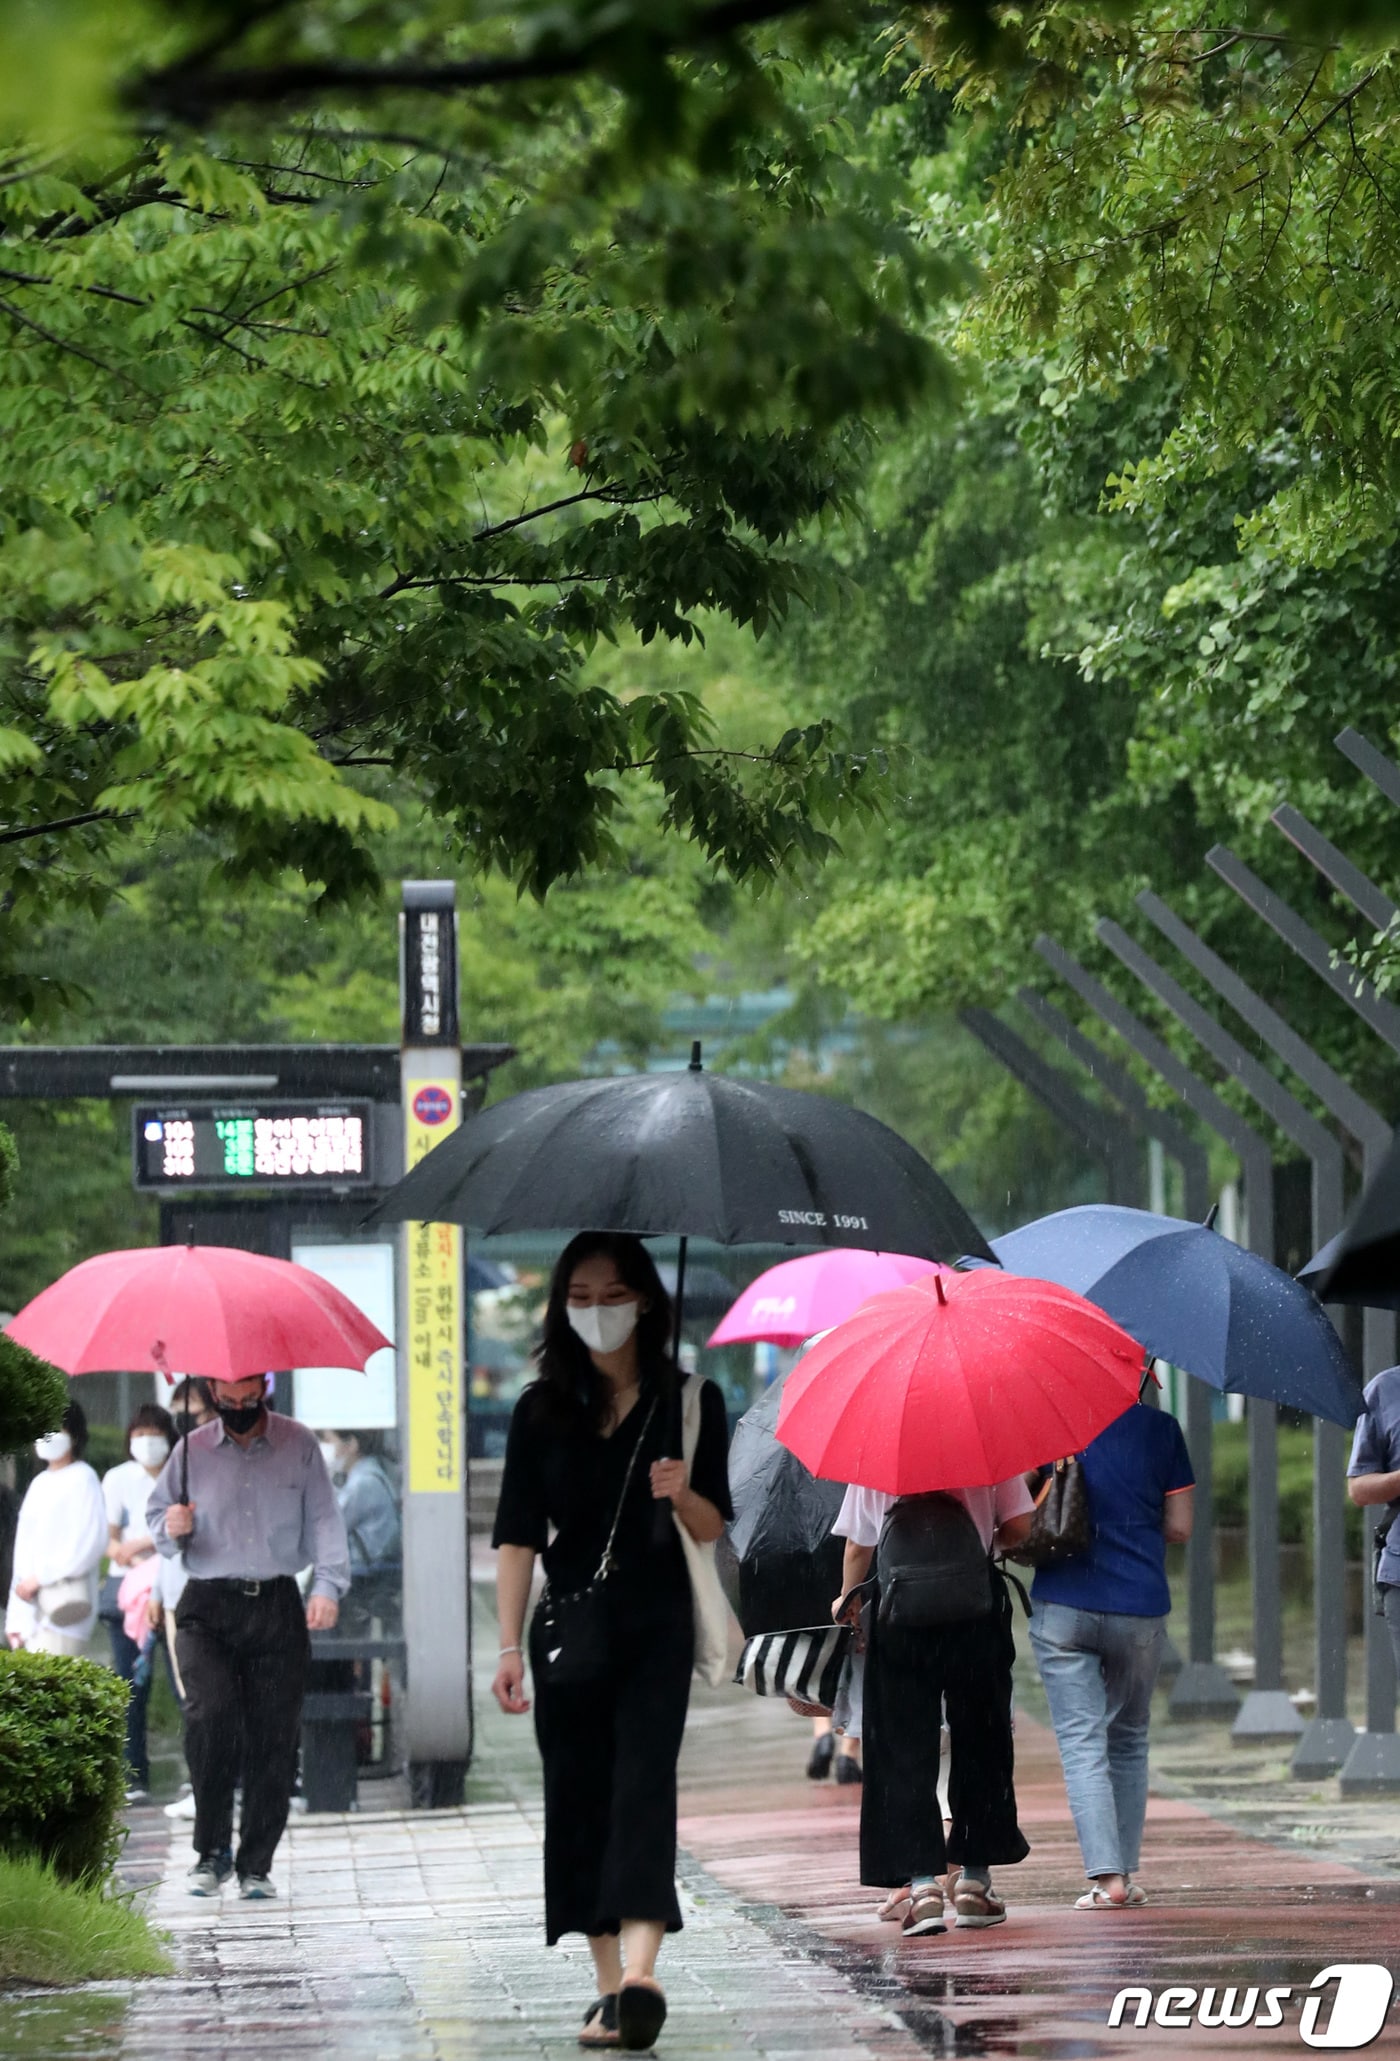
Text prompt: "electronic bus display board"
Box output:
[[132, 1101, 375, 1190]]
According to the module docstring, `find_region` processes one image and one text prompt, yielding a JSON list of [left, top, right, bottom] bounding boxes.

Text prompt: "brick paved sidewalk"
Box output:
[[679, 1688, 1400, 2055], [7, 1608, 1400, 2060]]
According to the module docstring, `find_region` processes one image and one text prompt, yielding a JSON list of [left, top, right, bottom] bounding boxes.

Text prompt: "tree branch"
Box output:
[[0, 297, 150, 393], [0, 808, 129, 848], [377, 485, 663, 598], [131, 0, 820, 116]]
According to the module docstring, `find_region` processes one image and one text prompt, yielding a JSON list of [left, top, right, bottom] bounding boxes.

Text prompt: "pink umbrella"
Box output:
[[707, 1247, 944, 1349], [6, 1244, 391, 1381]]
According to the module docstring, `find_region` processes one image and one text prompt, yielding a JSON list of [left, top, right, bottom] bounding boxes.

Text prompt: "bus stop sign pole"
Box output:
[[399, 879, 472, 1803]]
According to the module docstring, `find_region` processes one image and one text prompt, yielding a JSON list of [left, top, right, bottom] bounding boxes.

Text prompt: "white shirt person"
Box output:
[[6, 1408, 108, 1655]]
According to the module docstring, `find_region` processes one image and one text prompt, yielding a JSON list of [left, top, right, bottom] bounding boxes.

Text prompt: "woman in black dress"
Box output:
[[492, 1232, 732, 2053]]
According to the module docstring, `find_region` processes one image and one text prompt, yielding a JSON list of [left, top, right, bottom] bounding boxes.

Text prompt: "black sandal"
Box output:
[[617, 1981, 667, 2052], [579, 1994, 619, 2047]]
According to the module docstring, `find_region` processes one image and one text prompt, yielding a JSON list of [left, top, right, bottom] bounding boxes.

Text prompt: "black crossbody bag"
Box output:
[[534, 1397, 658, 1687]]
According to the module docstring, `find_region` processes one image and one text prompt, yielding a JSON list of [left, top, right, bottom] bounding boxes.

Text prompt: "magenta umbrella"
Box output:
[[707, 1247, 943, 1349]]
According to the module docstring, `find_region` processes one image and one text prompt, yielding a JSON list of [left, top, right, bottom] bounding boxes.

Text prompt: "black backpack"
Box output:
[[875, 1491, 995, 1630]]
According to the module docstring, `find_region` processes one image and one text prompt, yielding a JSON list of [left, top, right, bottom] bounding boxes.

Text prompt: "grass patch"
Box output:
[[0, 1853, 170, 1987]]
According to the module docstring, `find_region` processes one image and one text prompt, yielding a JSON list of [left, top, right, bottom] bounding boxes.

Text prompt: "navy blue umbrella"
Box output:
[[990, 1204, 1364, 1427]]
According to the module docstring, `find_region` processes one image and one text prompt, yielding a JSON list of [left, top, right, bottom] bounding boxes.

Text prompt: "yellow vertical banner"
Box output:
[[405, 1080, 462, 1494]]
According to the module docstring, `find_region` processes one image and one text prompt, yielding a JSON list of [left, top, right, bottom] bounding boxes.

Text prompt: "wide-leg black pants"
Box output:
[[530, 1584, 693, 1944], [176, 1576, 309, 1880], [860, 1582, 1029, 1886]]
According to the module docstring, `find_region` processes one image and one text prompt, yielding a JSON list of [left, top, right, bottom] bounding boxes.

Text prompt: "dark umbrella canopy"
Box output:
[[657, 1261, 737, 1325], [366, 1050, 990, 1263], [1312, 1138, 1400, 1308], [991, 1204, 1364, 1427], [723, 1372, 846, 1636]]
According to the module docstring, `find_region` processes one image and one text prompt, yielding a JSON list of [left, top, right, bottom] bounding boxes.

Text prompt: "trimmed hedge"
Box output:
[[0, 1650, 128, 1884]]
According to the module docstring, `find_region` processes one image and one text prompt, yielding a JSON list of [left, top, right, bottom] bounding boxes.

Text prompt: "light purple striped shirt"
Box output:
[[148, 1410, 349, 1601]]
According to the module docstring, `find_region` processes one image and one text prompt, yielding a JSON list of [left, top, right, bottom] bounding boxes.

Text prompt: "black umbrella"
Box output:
[[657, 1261, 738, 1326], [1312, 1142, 1400, 1309], [723, 1371, 845, 1636], [367, 1042, 990, 1461], [369, 1043, 987, 1257]]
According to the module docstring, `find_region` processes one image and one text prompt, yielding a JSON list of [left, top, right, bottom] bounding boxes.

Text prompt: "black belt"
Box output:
[[185, 1574, 296, 1598]]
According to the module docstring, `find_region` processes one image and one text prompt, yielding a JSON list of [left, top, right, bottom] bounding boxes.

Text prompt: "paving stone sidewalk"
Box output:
[[9, 1586, 1400, 2060]]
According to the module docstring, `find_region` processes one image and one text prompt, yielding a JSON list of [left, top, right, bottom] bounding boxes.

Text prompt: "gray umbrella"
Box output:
[[723, 1372, 846, 1636]]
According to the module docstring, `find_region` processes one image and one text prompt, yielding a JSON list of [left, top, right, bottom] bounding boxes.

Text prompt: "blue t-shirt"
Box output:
[[1348, 1366, 1400, 1586], [1032, 1404, 1194, 1618]]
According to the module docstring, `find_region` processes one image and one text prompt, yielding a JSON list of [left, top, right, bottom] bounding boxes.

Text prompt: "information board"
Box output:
[[404, 1077, 463, 1495], [132, 1101, 375, 1190]]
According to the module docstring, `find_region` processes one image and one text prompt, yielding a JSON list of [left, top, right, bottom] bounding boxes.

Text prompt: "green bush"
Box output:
[[0, 1330, 67, 1454], [0, 1852, 170, 1984], [1210, 1419, 1365, 1558], [0, 1651, 128, 1884], [0, 1119, 17, 1213]]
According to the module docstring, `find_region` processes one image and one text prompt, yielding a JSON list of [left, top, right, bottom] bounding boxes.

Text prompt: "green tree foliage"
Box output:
[[0, 1116, 68, 1444], [780, 14, 1400, 1142], [0, 3, 952, 1017]]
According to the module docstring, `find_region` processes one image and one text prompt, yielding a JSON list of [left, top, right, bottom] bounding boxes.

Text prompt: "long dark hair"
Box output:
[[61, 1398, 88, 1458], [533, 1232, 674, 1433]]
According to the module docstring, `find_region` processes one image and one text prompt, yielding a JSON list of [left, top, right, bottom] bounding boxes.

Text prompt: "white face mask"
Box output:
[[130, 1434, 170, 1469], [318, 1441, 342, 1476], [567, 1300, 641, 1355], [34, 1431, 72, 1463]]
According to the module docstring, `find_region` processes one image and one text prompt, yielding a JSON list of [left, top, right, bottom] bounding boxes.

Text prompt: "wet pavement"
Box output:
[[5, 1610, 1400, 2058]]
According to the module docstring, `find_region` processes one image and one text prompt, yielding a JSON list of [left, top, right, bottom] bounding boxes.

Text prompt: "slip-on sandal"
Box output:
[[617, 1980, 667, 2052], [579, 1994, 619, 2047], [1074, 1882, 1145, 1909], [876, 1884, 914, 1922]]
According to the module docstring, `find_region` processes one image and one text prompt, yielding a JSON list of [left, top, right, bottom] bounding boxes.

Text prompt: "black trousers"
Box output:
[[530, 1585, 693, 1944], [860, 1583, 1029, 1887], [176, 1576, 309, 1880]]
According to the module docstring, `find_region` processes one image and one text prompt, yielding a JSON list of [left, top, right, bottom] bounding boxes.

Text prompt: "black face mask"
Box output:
[[214, 1398, 264, 1436]]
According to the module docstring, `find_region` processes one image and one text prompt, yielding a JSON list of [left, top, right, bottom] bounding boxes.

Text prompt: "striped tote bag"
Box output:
[[733, 1623, 851, 1713]]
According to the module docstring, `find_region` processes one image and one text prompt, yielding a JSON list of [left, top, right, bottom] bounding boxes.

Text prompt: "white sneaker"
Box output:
[[164, 1792, 197, 1820]]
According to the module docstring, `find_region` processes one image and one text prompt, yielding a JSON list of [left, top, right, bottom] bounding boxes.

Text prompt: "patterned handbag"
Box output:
[[1006, 1455, 1092, 1568], [733, 1622, 852, 1713]]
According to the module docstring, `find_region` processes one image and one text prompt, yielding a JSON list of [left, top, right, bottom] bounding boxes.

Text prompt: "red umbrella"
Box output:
[[775, 1268, 1144, 1494], [5, 1244, 391, 1381]]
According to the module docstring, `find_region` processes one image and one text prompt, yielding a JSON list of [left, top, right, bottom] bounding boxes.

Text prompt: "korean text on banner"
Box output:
[[406, 1080, 462, 1495]]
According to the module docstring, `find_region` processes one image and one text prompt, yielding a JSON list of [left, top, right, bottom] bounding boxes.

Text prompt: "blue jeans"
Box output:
[[1029, 1601, 1165, 1880]]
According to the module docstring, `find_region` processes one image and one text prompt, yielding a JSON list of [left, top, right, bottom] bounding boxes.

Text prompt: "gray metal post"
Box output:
[[960, 1008, 1144, 1206], [1097, 918, 1352, 1772], [1204, 847, 1400, 1789], [398, 881, 472, 1803], [1272, 805, 1399, 936], [1017, 989, 1212, 1218], [1266, 806, 1400, 1775], [1207, 847, 1400, 1056], [1034, 938, 1291, 1729], [1012, 987, 1216, 1697], [1335, 725, 1400, 809], [1137, 889, 1395, 1773]]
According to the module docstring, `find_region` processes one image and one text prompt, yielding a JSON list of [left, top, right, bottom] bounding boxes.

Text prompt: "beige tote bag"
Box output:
[[673, 1375, 732, 1689]]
